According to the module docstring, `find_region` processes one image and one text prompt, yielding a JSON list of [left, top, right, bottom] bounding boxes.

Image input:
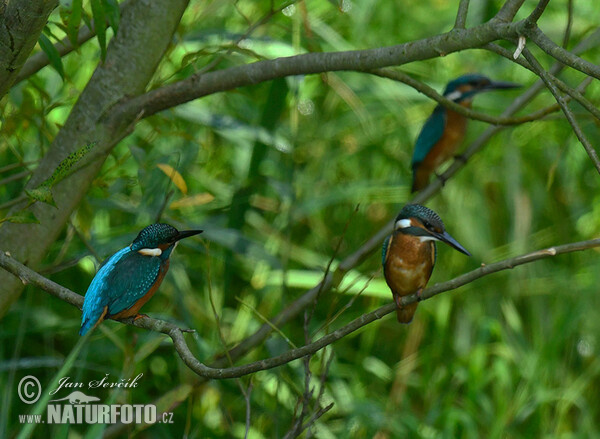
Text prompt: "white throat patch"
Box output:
[[138, 248, 162, 257], [417, 235, 439, 242]]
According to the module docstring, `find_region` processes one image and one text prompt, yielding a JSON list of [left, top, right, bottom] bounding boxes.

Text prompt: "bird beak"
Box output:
[[173, 229, 203, 242], [433, 230, 471, 256], [483, 80, 521, 91]]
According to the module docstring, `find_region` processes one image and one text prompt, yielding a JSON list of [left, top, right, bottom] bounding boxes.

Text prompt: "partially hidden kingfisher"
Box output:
[[79, 224, 202, 335], [382, 204, 470, 323], [411, 74, 520, 192]]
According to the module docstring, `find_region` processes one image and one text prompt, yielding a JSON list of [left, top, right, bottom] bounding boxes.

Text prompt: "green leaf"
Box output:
[[90, 0, 107, 61], [25, 142, 95, 206], [25, 186, 55, 206], [102, 0, 120, 34], [40, 142, 95, 188], [38, 33, 64, 79], [67, 0, 83, 47], [1, 211, 40, 224]]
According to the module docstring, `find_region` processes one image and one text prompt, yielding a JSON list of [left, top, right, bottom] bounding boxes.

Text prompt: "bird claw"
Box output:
[[434, 172, 447, 187], [454, 154, 467, 164], [416, 288, 423, 302], [133, 314, 148, 321]]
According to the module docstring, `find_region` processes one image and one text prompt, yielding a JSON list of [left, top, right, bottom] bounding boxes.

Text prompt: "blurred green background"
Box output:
[[1, 0, 600, 437]]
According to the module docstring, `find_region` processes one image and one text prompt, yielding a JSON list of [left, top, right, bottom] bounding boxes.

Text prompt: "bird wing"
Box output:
[[382, 235, 392, 268], [80, 247, 130, 335], [102, 251, 162, 316], [411, 105, 447, 166]]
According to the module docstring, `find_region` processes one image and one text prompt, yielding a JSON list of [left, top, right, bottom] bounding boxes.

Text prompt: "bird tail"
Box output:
[[411, 166, 431, 193], [396, 303, 418, 324], [79, 305, 108, 336]]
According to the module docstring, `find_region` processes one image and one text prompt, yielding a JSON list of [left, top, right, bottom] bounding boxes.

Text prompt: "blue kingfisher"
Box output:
[[411, 74, 520, 192], [79, 224, 202, 335]]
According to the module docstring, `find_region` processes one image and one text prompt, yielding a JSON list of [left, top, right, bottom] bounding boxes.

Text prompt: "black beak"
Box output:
[[433, 230, 471, 256], [173, 229, 203, 242], [483, 80, 521, 91]]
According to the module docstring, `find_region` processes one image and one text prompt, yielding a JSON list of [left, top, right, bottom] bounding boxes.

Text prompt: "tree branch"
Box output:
[[520, 47, 600, 174], [3, 238, 599, 380], [369, 68, 556, 126], [454, 0, 470, 29], [0, 0, 58, 98], [527, 25, 600, 81], [107, 20, 522, 127]]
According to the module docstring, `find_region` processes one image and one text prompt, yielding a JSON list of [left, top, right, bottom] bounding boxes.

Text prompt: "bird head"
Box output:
[[130, 224, 203, 257], [394, 204, 471, 256], [443, 73, 520, 103]]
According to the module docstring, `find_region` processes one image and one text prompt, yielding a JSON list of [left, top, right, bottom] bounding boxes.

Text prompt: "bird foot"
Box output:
[[454, 153, 467, 164], [394, 294, 403, 309], [133, 314, 149, 321], [416, 288, 424, 302], [434, 172, 447, 187]]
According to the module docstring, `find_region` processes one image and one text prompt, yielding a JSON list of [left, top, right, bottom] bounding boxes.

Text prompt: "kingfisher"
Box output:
[[411, 74, 520, 192], [382, 204, 470, 323], [79, 224, 202, 335]]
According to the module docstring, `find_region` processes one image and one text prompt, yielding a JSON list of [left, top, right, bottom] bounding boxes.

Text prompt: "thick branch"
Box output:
[[0, 0, 58, 98]]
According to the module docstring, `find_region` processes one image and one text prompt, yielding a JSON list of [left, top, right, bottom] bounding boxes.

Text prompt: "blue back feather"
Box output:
[[411, 105, 447, 166], [79, 247, 162, 335], [80, 247, 130, 335], [381, 235, 391, 267]]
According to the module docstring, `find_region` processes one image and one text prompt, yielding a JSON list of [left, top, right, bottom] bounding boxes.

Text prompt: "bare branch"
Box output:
[[494, 0, 526, 23], [526, 0, 550, 25], [107, 20, 522, 126], [520, 47, 600, 174], [527, 26, 600, 81], [369, 68, 556, 126], [3, 238, 600, 381], [454, 0, 470, 29]]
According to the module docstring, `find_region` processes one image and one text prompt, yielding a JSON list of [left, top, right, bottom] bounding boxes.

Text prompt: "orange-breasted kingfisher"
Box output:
[[411, 74, 520, 192], [79, 224, 202, 335], [382, 204, 470, 323]]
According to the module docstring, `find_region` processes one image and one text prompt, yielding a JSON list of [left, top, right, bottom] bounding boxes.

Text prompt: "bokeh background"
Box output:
[[1, 0, 600, 437]]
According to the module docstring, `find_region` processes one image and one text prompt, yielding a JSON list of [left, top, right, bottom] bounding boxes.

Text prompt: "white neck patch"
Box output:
[[395, 219, 412, 229], [138, 248, 162, 257], [445, 90, 462, 101]]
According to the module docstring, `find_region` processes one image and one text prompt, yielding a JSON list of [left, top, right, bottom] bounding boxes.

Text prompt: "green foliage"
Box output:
[[1, 0, 600, 438], [24, 142, 95, 206]]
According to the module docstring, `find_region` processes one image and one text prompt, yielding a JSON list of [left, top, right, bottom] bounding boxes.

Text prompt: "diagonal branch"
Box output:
[[527, 26, 600, 80], [520, 47, 600, 173], [369, 68, 558, 126]]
